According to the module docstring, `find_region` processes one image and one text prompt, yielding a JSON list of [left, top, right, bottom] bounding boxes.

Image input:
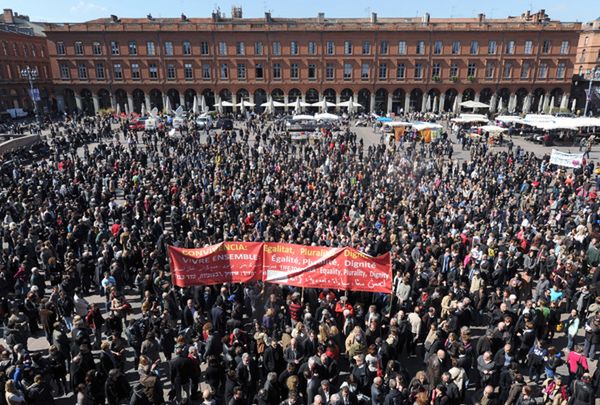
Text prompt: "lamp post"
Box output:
[[583, 67, 600, 117], [20, 65, 39, 123]]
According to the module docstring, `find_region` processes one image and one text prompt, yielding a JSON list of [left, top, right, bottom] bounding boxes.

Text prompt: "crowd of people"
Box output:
[[0, 111, 599, 405]]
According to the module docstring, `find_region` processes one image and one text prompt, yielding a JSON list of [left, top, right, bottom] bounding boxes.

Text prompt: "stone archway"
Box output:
[[480, 88, 493, 104], [444, 89, 458, 112], [271, 88, 284, 103], [98, 89, 111, 110], [391, 89, 406, 114], [166, 88, 180, 110], [550, 88, 564, 108], [254, 89, 267, 112], [132, 89, 145, 113], [374, 88, 388, 114], [533, 88, 546, 112], [64, 88, 77, 112], [463, 88, 476, 102], [358, 89, 371, 112], [201, 89, 215, 111], [409, 89, 423, 112], [288, 88, 301, 102], [149, 89, 163, 111], [114, 89, 127, 113], [80, 89, 94, 115], [184, 89, 197, 110], [427, 88, 441, 112], [515, 88, 528, 112], [340, 88, 353, 103], [323, 88, 336, 104]]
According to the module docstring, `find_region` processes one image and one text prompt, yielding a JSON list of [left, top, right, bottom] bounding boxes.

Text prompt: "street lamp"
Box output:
[[20, 65, 39, 123], [583, 67, 600, 117]]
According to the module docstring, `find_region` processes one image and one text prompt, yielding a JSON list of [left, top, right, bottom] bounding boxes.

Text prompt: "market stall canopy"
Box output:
[[311, 101, 337, 107], [412, 122, 443, 131], [291, 114, 317, 121], [235, 100, 256, 107], [376, 117, 393, 122], [382, 121, 412, 127], [459, 100, 490, 109], [478, 125, 508, 134], [215, 100, 234, 107], [337, 100, 364, 109], [451, 114, 489, 123], [314, 113, 340, 120], [495, 115, 524, 124]]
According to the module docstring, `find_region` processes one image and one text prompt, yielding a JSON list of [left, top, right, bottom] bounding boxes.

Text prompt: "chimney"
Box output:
[[318, 12, 325, 23], [110, 14, 119, 22], [3, 9, 14, 24], [265, 12, 272, 23], [423, 12, 430, 25], [371, 12, 377, 24], [231, 6, 242, 19], [478, 13, 485, 23]]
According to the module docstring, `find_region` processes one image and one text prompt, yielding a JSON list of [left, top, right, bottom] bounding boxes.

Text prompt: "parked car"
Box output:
[[195, 116, 213, 130]]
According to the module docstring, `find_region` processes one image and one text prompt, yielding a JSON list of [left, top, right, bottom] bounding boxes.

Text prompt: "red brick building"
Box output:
[[0, 9, 52, 113], [32, 8, 586, 114]]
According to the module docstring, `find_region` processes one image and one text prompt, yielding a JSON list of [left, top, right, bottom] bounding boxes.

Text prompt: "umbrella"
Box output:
[[294, 98, 302, 114], [116, 103, 121, 116], [571, 99, 577, 113], [523, 95, 531, 114], [165, 97, 172, 115], [508, 95, 516, 114], [426, 95, 432, 112], [192, 96, 199, 114], [544, 96, 551, 113], [497, 97, 503, 112], [200, 95, 207, 113], [560, 95, 568, 110], [239, 99, 245, 112], [460, 100, 491, 109], [141, 103, 146, 117], [215, 98, 223, 113], [538, 95, 544, 113], [433, 96, 438, 113], [318, 99, 335, 112], [125, 103, 129, 116], [489, 94, 497, 113]]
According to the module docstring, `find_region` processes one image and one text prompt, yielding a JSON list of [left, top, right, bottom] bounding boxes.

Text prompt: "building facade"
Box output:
[[0, 9, 52, 113], [0, 8, 572, 115], [572, 18, 600, 115]]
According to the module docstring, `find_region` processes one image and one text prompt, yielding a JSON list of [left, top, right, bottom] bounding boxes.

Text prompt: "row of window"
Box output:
[[1, 40, 46, 58], [0, 63, 49, 81], [60, 60, 567, 81], [55, 39, 571, 57]]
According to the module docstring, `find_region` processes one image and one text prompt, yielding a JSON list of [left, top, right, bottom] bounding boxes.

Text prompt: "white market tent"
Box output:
[[314, 112, 340, 120], [260, 100, 286, 107], [451, 114, 489, 124], [478, 125, 508, 134], [412, 122, 443, 131], [459, 100, 490, 109], [495, 115, 524, 125], [291, 114, 317, 121], [337, 100, 364, 109], [287, 99, 312, 107], [215, 100, 234, 107], [382, 121, 412, 128]]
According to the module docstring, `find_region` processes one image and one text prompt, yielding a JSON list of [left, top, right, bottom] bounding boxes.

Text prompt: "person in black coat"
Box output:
[[204, 328, 223, 360], [169, 346, 194, 404], [211, 298, 226, 334], [263, 339, 284, 376], [236, 353, 259, 402], [26, 374, 55, 405], [205, 355, 225, 393], [571, 374, 595, 405], [182, 299, 195, 329]]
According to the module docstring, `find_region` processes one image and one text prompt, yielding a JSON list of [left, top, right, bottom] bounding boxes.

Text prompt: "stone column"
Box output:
[[179, 94, 185, 109], [249, 93, 255, 111], [489, 93, 497, 113], [421, 95, 427, 113], [92, 94, 100, 114], [127, 92, 134, 114], [232, 94, 237, 112], [439, 93, 446, 113], [74, 94, 82, 111], [387, 93, 393, 114], [109, 93, 115, 109], [474, 92, 480, 102], [284, 94, 289, 113], [56, 95, 65, 112], [404, 93, 410, 113], [454, 93, 463, 114], [370, 93, 376, 113]]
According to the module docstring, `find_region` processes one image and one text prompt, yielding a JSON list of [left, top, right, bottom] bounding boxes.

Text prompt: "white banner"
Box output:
[[549, 149, 584, 168]]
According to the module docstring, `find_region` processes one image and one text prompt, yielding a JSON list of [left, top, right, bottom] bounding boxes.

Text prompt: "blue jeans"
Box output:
[[584, 339, 596, 361], [567, 334, 576, 351]]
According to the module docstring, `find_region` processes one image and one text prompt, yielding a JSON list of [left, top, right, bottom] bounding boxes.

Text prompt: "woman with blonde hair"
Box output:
[[4, 380, 25, 405], [318, 324, 330, 344]]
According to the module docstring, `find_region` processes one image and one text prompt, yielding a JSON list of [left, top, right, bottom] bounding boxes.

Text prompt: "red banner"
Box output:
[[167, 242, 391, 293], [168, 242, 263, 287], [262, 243, 391, 293]]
